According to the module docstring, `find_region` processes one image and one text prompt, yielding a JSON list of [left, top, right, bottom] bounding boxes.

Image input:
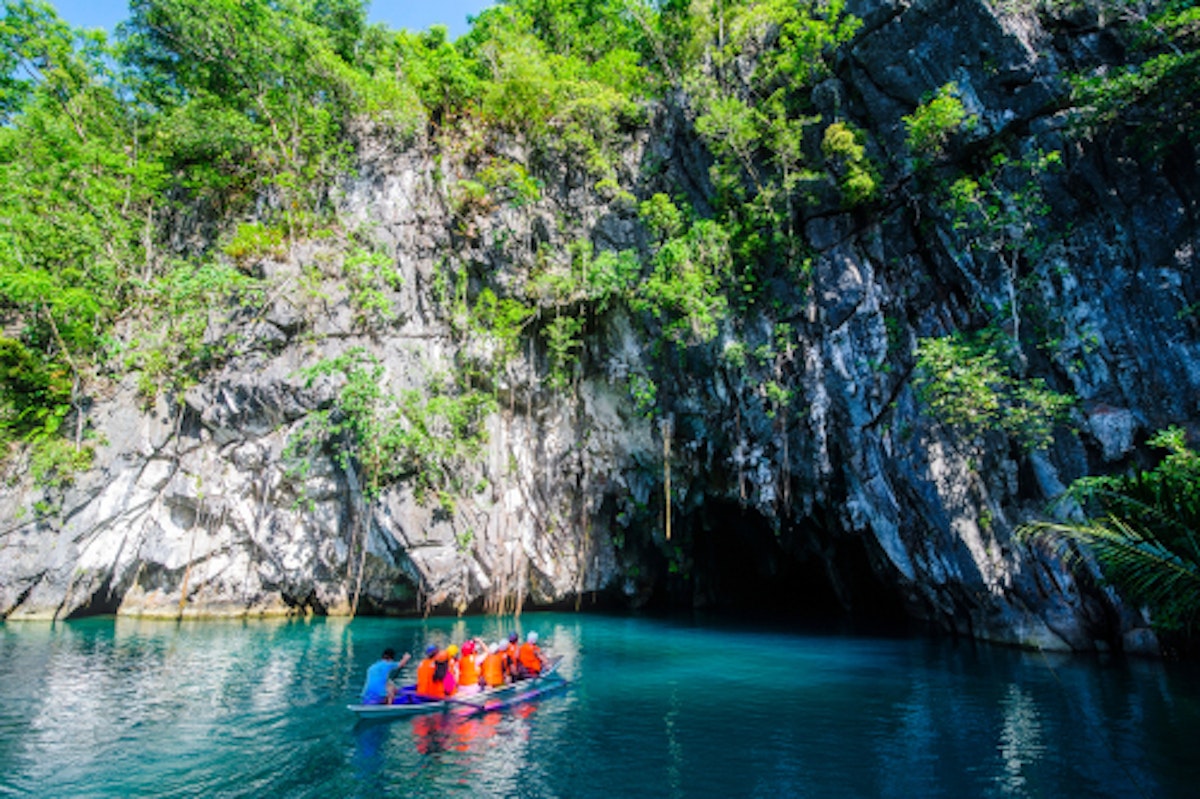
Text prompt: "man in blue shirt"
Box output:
[[361, 648, 411, 705]]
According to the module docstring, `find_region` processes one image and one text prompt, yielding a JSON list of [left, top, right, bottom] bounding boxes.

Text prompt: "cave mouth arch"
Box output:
[[649, 500, 912, 632]]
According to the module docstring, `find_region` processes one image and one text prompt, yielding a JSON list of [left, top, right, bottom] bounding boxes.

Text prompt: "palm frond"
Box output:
[[1021, 516, 1200, 630]]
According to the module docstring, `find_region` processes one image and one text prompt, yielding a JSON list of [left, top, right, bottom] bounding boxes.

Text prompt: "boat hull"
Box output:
[[347, 670, 566, 720]]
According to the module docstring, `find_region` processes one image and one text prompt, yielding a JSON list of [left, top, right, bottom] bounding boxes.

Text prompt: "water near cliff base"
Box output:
[[2, 612, 1197, 798]]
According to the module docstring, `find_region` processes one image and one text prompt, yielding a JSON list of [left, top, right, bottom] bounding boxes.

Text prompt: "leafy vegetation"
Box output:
[[0, 0, 871, 480], [684, 0, 863, 298], [284, 347, 492, 613], [126, 261, 264, 398], [1067, 0, 1200, 153], [914, 329, 1073, 451], [290, 348, 495, 504], [0, 0, 1184, 561], [903, 82, 975, 159], [822, 121, 879, 205], [1020, 427, 1200, 637]]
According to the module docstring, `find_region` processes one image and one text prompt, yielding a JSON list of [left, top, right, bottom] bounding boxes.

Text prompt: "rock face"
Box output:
[[1, 1, 1196, 654]]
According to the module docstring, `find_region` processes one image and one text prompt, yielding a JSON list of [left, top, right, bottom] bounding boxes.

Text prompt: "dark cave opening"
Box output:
[[648, 500, 912, 632]]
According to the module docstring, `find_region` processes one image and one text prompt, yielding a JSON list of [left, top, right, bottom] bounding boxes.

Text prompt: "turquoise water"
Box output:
[[1, 613, 1198, 798]]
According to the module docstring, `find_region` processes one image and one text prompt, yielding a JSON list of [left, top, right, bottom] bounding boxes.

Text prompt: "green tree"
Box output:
[[119, 0, 370, 222], [632, 218, 731, 346], [388, 25, 482, 124], [914, 329, 1073, 451], [1020, 427, 1200, 637], [903, 82, 975, 159], [0, 1, 162, 463], [686, 1, 862, 293]]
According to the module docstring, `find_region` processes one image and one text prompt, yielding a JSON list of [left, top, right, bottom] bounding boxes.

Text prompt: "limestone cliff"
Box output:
[[1, 0, 1195, 654]]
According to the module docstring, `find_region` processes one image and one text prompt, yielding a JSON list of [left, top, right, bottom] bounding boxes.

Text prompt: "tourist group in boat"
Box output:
[[361, 631, 546, 706]]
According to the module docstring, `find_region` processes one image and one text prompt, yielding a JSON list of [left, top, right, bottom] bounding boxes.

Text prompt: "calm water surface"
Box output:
[[1, 612, 1197, 798]]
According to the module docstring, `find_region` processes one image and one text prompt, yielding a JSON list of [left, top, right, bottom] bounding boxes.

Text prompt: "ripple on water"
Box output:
[[2, 615, 1199, 798]]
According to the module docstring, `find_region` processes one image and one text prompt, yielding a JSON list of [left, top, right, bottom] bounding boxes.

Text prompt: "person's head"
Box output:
[[462, 641, 475, 655], [382, 648, 396, 660], [446, 644, 459, 658], [424, 644, 439, 658], [508, 632, 519, 643], [526, 632, 538, 644]]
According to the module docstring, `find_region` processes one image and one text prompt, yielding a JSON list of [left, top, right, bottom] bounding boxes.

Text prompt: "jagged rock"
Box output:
[[1, 1, 1196, 656]]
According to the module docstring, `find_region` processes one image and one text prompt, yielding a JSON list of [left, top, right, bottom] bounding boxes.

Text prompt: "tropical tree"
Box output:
[[1020, 427, 1200, 637], [118, 0, 377, 223], [0, 1, 162, 477]]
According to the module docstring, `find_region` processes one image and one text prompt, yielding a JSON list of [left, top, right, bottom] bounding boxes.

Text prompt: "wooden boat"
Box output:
[[347, 659, 567, 721]]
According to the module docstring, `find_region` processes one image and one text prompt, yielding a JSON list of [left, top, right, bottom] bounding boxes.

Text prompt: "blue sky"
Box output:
[[47, 1, 497, 39]]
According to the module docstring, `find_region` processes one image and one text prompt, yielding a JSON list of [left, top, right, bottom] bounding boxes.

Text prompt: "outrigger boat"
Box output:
[[347, 659, 568, 721]]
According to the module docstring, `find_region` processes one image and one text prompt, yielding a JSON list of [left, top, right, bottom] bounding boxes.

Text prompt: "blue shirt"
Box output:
[[361, 658, 398, 704]]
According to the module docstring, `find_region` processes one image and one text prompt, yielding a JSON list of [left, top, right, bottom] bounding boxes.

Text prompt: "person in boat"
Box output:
[[415, 644, 446, 700], [504, 632, 521, 680], [361, 648, 411, 705], [457, 640, 481, 693], [443, 644, 460, 696], [480, 642, 509, 688], [517, 631, 544, 678]]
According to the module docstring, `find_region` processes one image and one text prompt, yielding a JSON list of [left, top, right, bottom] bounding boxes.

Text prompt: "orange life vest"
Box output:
[[481, 652, 507, 687], [434, 653, 452, 697], [459, 653, 480, 687], [416, 657, 442, 698], [505, 643, 520, 676], [518, 642, 543, 675]]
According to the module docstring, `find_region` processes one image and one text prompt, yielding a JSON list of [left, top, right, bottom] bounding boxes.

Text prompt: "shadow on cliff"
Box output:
[[633, 500, 914, 635]]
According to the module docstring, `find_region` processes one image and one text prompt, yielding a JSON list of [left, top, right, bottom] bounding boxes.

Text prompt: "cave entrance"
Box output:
[[658, 500, 910, 631]]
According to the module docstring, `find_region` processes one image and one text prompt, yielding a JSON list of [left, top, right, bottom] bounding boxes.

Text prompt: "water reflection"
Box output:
[[2, 614, 1199, 797], [996, 683, 1043, 794], [350, 722, 389, 792]]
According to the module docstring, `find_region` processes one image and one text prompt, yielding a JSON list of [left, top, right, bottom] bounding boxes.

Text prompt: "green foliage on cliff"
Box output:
[[822, 121, 879, 205], [914, 329, 1073, 451], [0, 0, 162, 472], [904, 83, 975, 159], [684, 0, 863, 288], [1068, 0, 1200, 152], [290, 348, 496, 503], [1021, 427, 1200, 636], [632, 215, 731, 346], [120, 0, 371, 218], [0, 0, 1180, 501], [1, 0, 867, 471], [127, 260, 264, 398]]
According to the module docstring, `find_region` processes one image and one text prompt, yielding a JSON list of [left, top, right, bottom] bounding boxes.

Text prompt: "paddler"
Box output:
[[504, 632, 521, 680], [361, 648, 411, 705], [443, 644, 460, 696]]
